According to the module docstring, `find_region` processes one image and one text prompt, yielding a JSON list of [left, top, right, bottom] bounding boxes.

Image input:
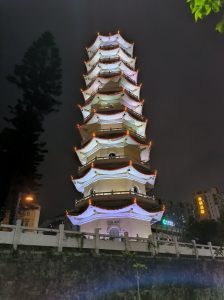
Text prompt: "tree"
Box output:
[[0, 32, 62, 222], [186, 0, 224, 33], [122, 252, 147, 300], [185, 217, 224, 245]]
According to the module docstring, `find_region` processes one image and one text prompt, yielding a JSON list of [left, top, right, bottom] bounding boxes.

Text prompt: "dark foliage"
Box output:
[[0, 32, 62, 221], [7, 32, 62, 117], [185, 217, 224, 245]]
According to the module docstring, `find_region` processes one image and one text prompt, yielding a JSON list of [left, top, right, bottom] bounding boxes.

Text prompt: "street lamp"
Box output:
[[13, 193, 34, 225]]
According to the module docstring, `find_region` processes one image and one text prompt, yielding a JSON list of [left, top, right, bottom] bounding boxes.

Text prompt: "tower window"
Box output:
[[109, 227, 120, 238], [109, 153, 116, 158], [133, 186, 138, 193], [89, 188, 95, 196]]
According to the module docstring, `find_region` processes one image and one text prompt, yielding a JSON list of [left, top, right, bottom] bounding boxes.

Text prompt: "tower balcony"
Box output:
[[79, 126, 146, 145], [84, 106, 144, 123], [99, 44, 132, 57], [74, 190, 161, 212], [77, 156, 150, 176], [86, 71, 137, 89]]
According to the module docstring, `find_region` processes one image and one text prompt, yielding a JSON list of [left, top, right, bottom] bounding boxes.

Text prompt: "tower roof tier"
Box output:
[[83, 110, 146, 128], [75, 135, 151, 165], [85, 47, 136, 72], [86, 32, 134, 58], [71, 165, 156, 193], [81, 75, 141, 101], [84, 107, 145, 123], [67, 203, 163, 226], [79, 91, 143, 119], [84, 61, 138, 85]]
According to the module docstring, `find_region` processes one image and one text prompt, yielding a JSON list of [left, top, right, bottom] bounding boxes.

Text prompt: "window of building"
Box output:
[[109, 152, 116, 158]]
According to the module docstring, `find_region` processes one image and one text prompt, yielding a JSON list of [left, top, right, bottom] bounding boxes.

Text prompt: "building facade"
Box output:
[[1, 196, 40, 228], [193, 187, 224, 221], [67, 32, 163, 238], [161, 200, 194, 227]]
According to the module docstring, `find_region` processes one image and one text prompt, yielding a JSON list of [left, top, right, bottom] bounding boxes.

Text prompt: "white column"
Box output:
[[191, 240, 198, 259], [94, 228, 100, 254], [12, 219, 22, 250], [58, 224, 64, 252], [208, 242, 214, 259]]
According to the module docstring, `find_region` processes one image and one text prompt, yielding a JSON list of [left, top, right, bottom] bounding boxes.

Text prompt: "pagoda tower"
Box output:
[[67, 32, 164, 238]]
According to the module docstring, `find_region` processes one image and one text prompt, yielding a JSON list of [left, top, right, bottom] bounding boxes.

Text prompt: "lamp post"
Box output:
[[13, 193, 34, 225]]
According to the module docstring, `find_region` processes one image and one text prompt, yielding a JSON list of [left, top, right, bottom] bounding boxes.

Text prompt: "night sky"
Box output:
[[1, 1, 224, 221]]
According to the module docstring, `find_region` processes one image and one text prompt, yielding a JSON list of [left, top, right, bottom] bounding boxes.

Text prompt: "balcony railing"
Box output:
[[75, 190, 155, 206], [78, 156, 150, 173], [81, 127, 146, 146], [78, 155, 128, 171]]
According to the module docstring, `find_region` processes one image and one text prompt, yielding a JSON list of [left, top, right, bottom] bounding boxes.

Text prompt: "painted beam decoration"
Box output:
[[68, 32, 164, 237]]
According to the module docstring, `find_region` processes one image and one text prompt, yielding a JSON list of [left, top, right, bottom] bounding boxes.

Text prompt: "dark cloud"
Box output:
[[0, 0, 224, 220]]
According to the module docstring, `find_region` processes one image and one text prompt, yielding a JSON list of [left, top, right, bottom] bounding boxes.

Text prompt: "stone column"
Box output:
[[12, 219, 22, 250], [58, 224, 64, 252]]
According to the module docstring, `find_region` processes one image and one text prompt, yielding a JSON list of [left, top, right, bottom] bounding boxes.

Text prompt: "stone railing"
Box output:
[[0, 221, 223, 259]]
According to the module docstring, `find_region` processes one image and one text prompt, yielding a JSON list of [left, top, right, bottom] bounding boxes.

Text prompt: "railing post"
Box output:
[[148, 235, 156, 256], [153, 235, 158, 255], [173, 236, 180, 258], [208, 242, 214, 259], [12, 219, 22, 250], [191, 240, 198, 259], [94, 228, 100, 254], [124, 232, 130, 251], [58, 224, 64, 252]]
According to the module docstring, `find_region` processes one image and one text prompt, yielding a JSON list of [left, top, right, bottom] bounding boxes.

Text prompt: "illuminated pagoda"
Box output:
[[67, 32, 164, 238]]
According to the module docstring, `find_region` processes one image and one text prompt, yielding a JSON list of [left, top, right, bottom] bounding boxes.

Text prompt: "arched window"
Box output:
[[109, 227, 120, 238], [133, 186, 138, 194], [109, 152, 116, 159]]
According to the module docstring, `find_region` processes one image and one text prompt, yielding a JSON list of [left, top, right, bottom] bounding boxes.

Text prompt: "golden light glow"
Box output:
[[25, 195, 34, 202], [197, 196, 202, 201], [200, 210, 205, 215]]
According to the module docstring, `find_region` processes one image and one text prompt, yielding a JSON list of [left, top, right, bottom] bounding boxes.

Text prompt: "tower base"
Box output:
[[80, 218, 151, 238]]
